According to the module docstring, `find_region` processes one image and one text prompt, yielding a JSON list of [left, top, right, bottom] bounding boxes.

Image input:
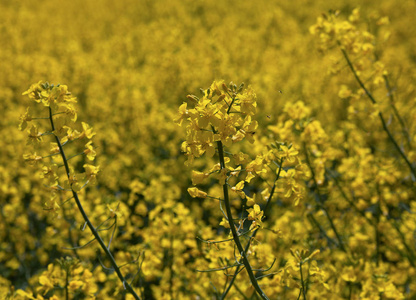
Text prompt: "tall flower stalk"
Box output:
[[21, 82, 141, 300]]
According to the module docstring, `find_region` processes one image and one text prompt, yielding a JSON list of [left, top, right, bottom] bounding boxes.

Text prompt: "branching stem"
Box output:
[[48, 107, 140, 300], [299, 262, 307, 300], [303, 143, 346, 252], [340, 47, 416, 180], [216, 139, 269, 300], [220, 159, 283, 299]]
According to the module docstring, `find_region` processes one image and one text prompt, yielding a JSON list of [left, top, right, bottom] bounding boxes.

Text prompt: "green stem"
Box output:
[[306, 213, 338, 248], [220, 159, 283, 299], [300, 262, 307, 300], [383, 74, 412, 149], [326, 168, 373, 224], [303, 143, 346, 252], [48, 107, 140, 300], [216, 140, 269, 300], [340, 47, 416, 180]]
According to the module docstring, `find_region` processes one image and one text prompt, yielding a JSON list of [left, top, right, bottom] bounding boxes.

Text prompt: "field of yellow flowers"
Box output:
[[2, 0, 416, 299]]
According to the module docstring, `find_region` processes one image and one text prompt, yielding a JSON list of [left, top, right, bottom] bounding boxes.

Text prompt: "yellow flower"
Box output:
[[246, 155, 266, 176], [247, 204, 264, 228], [279, 145, 299, 163], [15, 290, 37, 299], [174, 102, 189, 126], [229, 165, 242, 177], [22, 80, 43, 102], [242, 117, 258, 144], [49, 142, 60, 154], [68, 280, 84, 290], [341, 266, 356, 282], [19, 107, 32, 131], [40, 164, 59, 185], [219, 217, 230, 229], [231, 181, 246, 199], [64, 125, 82, 141], [233, 152, 249, 164], [191, 170, 208, 185], [231, 130, 245, 143], [64, 171, 84, 192], [26, 125, 43, 145], [187, 187, 207, 198], [39, 275, 54, 295], [23, 152, 43, 165], [81, 122, 96, 139], [239, 86, 257, 115], [245, 172, 256, 183], [338, 85, 352, 99], [59, 102, 77, 122], [84, 164, 100, 185], [246, 193, 256, 206], [84, 141, 96, 161]]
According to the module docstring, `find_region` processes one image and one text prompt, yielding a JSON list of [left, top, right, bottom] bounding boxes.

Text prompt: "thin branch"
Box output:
[[306, 213, 338, 248], [48, 107, 141, 299], [62, 237, 97, 250], [382, 74, 411, 148], [326, 168, 373, 224], [256, 270, 282, 280], [303, 143, 347, 252], [300, 262, 307, 300], [216, 139, 270, 300], [107, 216, 117, 250], [340, 47, 416, 180], [253, 258, 276, 272], [195, 263, 242, 273], [220, 159, 283, 300], [98, 254, 115, 272]]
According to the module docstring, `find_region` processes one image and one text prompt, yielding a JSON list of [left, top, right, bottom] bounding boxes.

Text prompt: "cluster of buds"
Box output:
[[175, 81, 265, 225], [175, 80, 258, 166]]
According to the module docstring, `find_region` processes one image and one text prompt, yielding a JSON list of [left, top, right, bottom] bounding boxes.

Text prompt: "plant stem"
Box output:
[[383, 74, 412, 149], [220, 160, 283, 299], [48, 107, 141, 300], [326, 169, 373, 224], [299, 262, 307, 300], [340, 47, 416, 180], [303, 143, 346, 252], [216, 139, 269, 300], [306, 213, 338, 248]]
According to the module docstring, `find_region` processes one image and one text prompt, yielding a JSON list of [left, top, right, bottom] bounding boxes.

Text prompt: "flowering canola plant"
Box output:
[[1, 0, 415, 299]]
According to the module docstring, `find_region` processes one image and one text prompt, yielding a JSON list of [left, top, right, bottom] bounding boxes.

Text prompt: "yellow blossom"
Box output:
[[23, 152, 43, 165], [247, 204, 264, 228], [19, 108, 32, 131], [219, 217, 230, 229], [26, 125, 43, 145], [81, 122, 96, 139], [231, 181, 246, 199], [84, 164, 100, 185], [191, 170, 209, 185], [187, 187, 207, 198], [84, 141, 96, 161]]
